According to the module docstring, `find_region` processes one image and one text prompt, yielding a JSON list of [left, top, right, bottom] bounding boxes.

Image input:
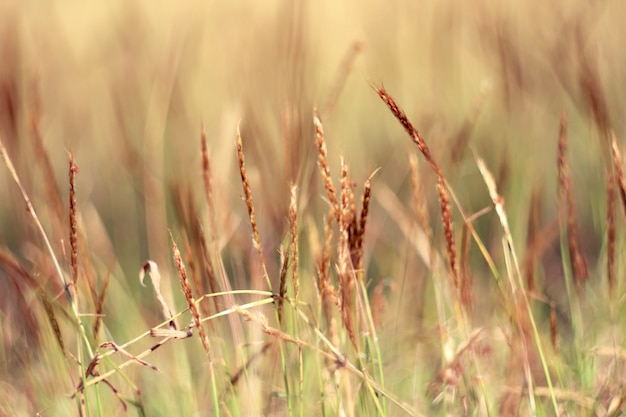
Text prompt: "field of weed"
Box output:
[[1, 1, 626, 416]]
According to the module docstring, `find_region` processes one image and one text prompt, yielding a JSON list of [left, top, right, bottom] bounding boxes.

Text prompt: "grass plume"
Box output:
[[68, 152, 79, 292], [236, 124, 270, 290], [557, 112, 588, 291], [338, 156, 358, 350], [313, 109, 340, 223], [170, 234, 212, 360], [375, 85, 458, 282]]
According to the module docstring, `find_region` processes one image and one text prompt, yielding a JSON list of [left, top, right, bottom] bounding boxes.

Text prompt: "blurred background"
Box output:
[[1, 0, 625, 415]]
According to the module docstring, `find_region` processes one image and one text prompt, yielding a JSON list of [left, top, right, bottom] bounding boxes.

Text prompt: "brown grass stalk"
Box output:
[[607, 168, 616, 298], [460, 223, 473, 308], [169, 183, 208, 321], [313, 109, 340, 223], [522, 206, 560, 295], [550, 303, 559, 353], [201, 126, 218, 240], [170, 234, 212, 362], [197, 220, 220, 311], [339, 158, 353, 256], [437, 175, 458, 283], [93, 273, 110, 342], [236, 124, 270, 290], [375, 86, 457, 281], [374, 85, 441, 177], [318, 207, 340, 316], [68, 152, 79, 291], [40, 289, 65, 356], [277, 246, 289, 325], [314, 206, 341, 404], [184, 235, 213, 327], [288, 185, 299, 303], [557, 112, 588, 291], [318, 213, 332, 298], [353, 170, 375, 273], [345, 172, 358, 268], [339, 157, 358, 350], [575, 26, 609, 138]]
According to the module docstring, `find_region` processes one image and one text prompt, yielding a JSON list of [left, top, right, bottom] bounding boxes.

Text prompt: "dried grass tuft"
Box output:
[[277, 246, 289, 325], [68, 152, 79, 291], [338, 157, 358, 350], [557, 112, 588, 291], [437, 176, 458, 283], [375, 85, 440, 176], [236, 124, 270, 290], [375, 86, 457, 281], [353, 170, 376, 273], [313, 109, 340, 223], [170, 234, 212, 362]]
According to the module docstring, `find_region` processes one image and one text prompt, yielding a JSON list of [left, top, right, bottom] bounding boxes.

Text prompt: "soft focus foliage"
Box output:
[[1, 1, 626, 415]]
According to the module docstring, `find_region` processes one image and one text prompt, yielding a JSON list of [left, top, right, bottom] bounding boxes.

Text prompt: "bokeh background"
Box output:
[[1, 0, 626, 415]]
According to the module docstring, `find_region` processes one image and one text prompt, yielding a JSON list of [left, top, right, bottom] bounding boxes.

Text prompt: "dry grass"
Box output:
[[557, 112, 588, 292], [236, 124, 270, 290], [375, 86, 458, 284], [2, 2, 626, 416], [313, 109, 341, 222]]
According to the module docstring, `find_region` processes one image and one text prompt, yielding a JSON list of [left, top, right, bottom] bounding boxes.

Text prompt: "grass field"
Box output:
[[1, 1, 626, 416]]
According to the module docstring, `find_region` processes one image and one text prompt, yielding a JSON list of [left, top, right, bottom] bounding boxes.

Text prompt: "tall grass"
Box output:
[[1, 1, 626, 416]]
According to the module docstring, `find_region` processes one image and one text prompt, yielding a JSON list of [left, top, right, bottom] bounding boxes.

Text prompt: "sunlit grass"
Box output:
[[1, 0, 626, 416]]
